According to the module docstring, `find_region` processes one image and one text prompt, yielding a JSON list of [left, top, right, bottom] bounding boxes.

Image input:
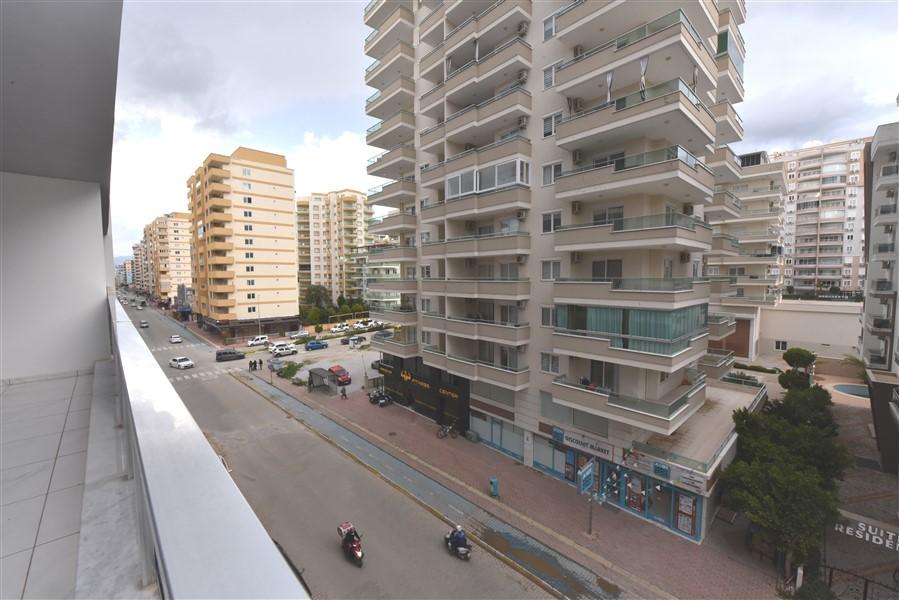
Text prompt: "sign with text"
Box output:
[[558, 428, 617, 462], [578, 460, 595, 496], [834, 510, 899, 552]]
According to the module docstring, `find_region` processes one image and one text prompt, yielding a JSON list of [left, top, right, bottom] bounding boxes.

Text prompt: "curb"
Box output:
[[231, 372, 564, 600]]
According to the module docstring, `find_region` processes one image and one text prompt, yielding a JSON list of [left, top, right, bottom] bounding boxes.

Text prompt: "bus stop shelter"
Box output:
[[308, 368, 338, 395]]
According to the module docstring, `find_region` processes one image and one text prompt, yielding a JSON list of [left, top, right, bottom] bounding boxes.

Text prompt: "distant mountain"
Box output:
[[113, 255, 131, 266]]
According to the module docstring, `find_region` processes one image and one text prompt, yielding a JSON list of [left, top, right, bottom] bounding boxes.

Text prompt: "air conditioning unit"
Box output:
[[517, 116, 529, 128], [572, 201, 581, 214], [465, 220, 476, 230], [516, 254, 527, 264], [683, 203, 694, 216], [572, 149, 583, 164], [516, 209, 528, 220], [680, 252, 691, 263], [573, 45, 584, 58], [517, 69, 529, 83], [517, 21, 529, 36], [571, 252, 582, 264]]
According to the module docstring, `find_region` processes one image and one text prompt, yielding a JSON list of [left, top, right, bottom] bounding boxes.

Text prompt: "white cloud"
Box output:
[[287, 132, 386, 197]]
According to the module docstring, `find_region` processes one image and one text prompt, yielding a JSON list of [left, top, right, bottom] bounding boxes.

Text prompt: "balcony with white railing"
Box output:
[[553, 211, 712, 253]]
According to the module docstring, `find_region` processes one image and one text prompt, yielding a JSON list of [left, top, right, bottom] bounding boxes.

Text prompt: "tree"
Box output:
[[314, 324, 323, 333], [337, 294, 347, 308], [779, 369, 810, 391], [840, 354, 867, 381], [305, 285, 331, 309], [767, 386, 838, 435], [338, 303, 351, 315], [783, 347, 816, 372], [325, 307, 336, 320], [306, 306, 321, 326], [351, 303, 364, 314]]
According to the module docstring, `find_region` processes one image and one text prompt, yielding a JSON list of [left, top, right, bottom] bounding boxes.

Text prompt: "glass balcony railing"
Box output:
[[365, 58, 381, 75], [366, 120, 383, 135], [365, 28, 379, 44], [556, 210, 711, 234], [559, 78, 710, 124], [366, 90, 382, 105], [446, 314, 530, 328], [875, 243, 895, 254], [364, 0, 379, 15], [716, 30, 745, 79], [882, 164, 899, 177], [558, 145, 713, 180], [554, 277, 698, 291], [708, 312, 736, 324], [447, 353, 529, 373], [700, 348, 734, 367], [553, 325, 704, 356], [877, 205, 897, 216]]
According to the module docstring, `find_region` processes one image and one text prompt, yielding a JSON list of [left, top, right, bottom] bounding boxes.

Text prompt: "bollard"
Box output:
[[489, 476, 499, 497]]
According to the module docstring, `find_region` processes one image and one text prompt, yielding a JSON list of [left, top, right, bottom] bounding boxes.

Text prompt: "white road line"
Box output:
[[168, 377, 175, 382], [382, 463, 394, 471], [191, 374, 199, 379], [448, 504, 463, 515]]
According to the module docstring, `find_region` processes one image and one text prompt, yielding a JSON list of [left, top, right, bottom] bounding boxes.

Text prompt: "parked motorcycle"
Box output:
[[437, 420, 458, 439], [444, 531, 471, 561]]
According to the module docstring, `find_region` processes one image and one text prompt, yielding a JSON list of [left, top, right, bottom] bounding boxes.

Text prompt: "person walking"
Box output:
[[249, 359, 253, 371]]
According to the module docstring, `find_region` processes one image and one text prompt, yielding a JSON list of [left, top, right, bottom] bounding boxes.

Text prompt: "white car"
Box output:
[[271, 344, 298, 357], [332, 324, 349, 333], [247, 335, 269, 347], [169, 334, 183, 344], [136, 306, 143, 310], [168, 356, 194, 369]]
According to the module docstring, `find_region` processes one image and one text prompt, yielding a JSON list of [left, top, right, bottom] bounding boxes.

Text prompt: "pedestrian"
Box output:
[[249, 360, 254, 371]]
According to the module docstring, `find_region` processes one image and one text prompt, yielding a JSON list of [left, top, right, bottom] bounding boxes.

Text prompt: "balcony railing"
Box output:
[[558, 78, 712, 126], [557, 145, 712, 181], [555, 211, 710, 234], [108, 296, 307, 598], [882, 164, 899, 177], [700, 348, 735, 367], [553, 326, 704, 357], [554, 277, 698, 291], [877, 204, 897, 216]]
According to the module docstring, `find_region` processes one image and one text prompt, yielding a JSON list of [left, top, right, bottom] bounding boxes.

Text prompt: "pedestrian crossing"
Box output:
[[151, 342, 205, 352], [168, 366, 243, 382]]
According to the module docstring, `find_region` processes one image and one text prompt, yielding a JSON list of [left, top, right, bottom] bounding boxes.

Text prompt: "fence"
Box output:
[[819, 565, 899, 600]]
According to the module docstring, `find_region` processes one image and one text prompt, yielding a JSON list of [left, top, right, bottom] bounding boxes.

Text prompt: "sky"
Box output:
[[110, 0, 899, 256]]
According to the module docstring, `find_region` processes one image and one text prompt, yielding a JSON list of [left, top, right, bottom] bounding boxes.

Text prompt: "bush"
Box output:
[[783, 348, 816, 371], [338, 304, 351, 315], [351, 303, 364, 314], [730, 371, 759, 383], [779, 369, 811, 391], [314, 324, 323, 333], [734, 362, 780, 374], [277, 361, 300, 379]]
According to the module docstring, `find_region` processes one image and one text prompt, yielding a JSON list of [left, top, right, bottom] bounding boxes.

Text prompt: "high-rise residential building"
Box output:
[[860, 121, 899, 474], [706, 150, 787, 359], [131, 242, 147, 291], [187, 147, 300, 337], [142, 211, 192, 302], [773, 139, 869, 293], [364, 0, 765, 541], [296, 189, 373, 305]]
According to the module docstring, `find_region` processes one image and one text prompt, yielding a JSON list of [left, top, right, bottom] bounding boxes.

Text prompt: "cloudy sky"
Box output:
[[110, 0, 898, 256]]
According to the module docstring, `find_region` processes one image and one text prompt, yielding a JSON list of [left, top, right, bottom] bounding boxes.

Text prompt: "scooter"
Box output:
[[444, 531, 471, 561], [338, 523, 364, 567]]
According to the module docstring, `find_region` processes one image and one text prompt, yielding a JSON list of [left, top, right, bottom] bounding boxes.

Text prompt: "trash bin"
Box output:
[[489, 477, 499, 497]]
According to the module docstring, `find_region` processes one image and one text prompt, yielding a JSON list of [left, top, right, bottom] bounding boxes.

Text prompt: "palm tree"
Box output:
[[841, 354, 867, 381]]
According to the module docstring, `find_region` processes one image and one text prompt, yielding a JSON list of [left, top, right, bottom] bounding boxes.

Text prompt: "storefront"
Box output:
[[377, 355, 469, 431], [469, 411, 524, 461]]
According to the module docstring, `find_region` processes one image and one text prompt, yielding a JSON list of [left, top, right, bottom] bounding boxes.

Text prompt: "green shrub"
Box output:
[[792, 578, 837, 600], [314, 324, 323, 333], [277, 361, 300, 379], [734, 362, 780, 374], [729, 371, 759, 383], [783, 348, 816, 371], [779, 369, 811, 391]]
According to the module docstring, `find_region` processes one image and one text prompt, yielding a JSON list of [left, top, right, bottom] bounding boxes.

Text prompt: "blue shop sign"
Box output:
[[653, 462, 671, 479]]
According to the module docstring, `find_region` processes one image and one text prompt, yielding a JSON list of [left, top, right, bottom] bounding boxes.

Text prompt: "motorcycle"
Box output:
[[338, 522, 364, 567], [368, 389, 391, 407], [444, 531, 471, 561], [437, 420, 458, 439]]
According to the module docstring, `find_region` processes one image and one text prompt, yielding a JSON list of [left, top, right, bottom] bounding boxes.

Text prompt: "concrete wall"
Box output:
[[1, 172, 112, 380], [759, 300, 862, 358]]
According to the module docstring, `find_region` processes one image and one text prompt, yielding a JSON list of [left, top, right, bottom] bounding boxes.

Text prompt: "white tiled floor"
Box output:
[[0, 373, 90, 600]]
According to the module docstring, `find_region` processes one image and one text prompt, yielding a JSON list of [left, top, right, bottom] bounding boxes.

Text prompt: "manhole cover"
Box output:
[[388, 432, 397, 437]]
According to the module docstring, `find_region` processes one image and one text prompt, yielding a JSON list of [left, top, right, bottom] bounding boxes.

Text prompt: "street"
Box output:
[[124, 304, 546, 599]]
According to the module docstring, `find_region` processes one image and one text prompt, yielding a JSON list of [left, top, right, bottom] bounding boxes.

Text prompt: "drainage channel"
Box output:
[[236, 373, 615, 600]]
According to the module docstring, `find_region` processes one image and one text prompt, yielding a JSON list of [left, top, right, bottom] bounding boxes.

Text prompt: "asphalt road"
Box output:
[[122, 301, 545, 599]]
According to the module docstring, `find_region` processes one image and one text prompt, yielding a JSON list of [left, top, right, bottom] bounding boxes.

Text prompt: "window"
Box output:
[[543, 14, 555, 40], [542, 162, 562, 185], [541, 260, 561, 280], [243, 210, 252, 217], [242, 168, 251, 176], [244, 224, 253, 231], [775, 340, 788, 351], [242, 182, 252, 190], [247, 279, 255, 286], [543, 112, 562, 137], [247, 293, 256, 299], [541, 306, 555, 327], [543, 64, 556, 89], [245, 266, 255, 272], [420, 265, 431, 279], [421, 298, 431, 313], [593, 206, 624, 225], [248, 306, 256, 313], [542, 211, 561, 233], [242, 196, 252, 204], [421, 330, 432, 345], [540, 353, 560, 373], [245, 252, 254, 258], [244, 239, 254, 245]]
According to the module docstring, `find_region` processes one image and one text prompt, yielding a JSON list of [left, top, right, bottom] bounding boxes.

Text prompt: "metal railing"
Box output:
[[445, 36, 532, 81], [108, 296, 307, 598], [554, 277, 699, 291], [557, 145, 713, 180], [553, 326, 705, 357], [555, 210, 711, 233]]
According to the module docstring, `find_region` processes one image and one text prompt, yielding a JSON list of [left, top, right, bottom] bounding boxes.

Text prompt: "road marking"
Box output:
[[448, 504, 463, 515], [191, 374, 199, 379]]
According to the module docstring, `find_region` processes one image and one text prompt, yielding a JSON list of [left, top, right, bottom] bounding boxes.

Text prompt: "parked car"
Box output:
[[136, 306, 143, 310], [247, 335, 269, 347], [340, 336, 351, 345], [288, 331, 311, 341], [169, 334, 183, 344], [348, 336, 366, 348], [328, 365, 351, 385], [168, 356, 194, 369], [372, 329, 393, 339], [271, 343, 298, 357], [305, 340, 328, 351], [139, 320, 149, 328], [215, 349, 245, 362], [331, 323, 349, 333], [353, 319, 373, 330]]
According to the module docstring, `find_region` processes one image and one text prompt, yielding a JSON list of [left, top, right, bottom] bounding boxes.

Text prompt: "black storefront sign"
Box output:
[[378, 359, 469, 431]]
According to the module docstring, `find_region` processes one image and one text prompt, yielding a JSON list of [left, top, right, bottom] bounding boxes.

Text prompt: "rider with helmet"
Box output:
[[449, 524, 467, 552]]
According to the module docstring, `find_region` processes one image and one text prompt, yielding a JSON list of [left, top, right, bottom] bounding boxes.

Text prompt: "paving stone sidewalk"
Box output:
[[267, 376, 779, 600]]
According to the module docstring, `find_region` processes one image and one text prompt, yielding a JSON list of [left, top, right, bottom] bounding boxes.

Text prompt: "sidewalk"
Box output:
[[263, 375, 779, 599]]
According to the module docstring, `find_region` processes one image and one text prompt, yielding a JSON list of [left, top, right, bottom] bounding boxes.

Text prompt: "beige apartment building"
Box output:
[[297, 189, 373, 305], [364, 0, 764, 541], [772, 139, 869, 293], [140, 211, 193, 303], [131, 241, 147, 292], [187, 147, 300, 337]]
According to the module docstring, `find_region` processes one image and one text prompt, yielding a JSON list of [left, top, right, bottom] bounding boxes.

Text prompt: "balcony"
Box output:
[[713, 206, 781, 224], [439, 184, 530, 221], [708, 313, 737, 340], [443, 0, 532, 52], [366, 244, 417, 262], [711, 234, 741, 256], [424, 231, 530, 258], [366, 110, 415, 150], [208, 212, 233, 223], [365, 42, 414, 89], [866, 316, 893, 336], [205, 226, 233, 237], [421, 135, 531, 187], [420, 121, 445, 153], [865, 351, 889, 369], [555, 79, 715, 157], [552, 326, 708, 373], [707, 252, 780, 267], [207, 255, 235, 265], [707, 145, 743, 184], [554, 212, 712, 253], [873, 204, 898, 226], [721, 292, 781, 306], [371, 335, 420, 358], [707, 190, 743, 219], [369, 304, 419, 325], [366, 76, 414, 120], [553, 278, 710, 309], [876, 164, 899, 191], [550, 370, 707, 436], [554, 10, 716, 101], [444, 87, 532, 148], [715, 49, 745, 103], [555, 146, 714, 202], [364, 0, 413, 30], [207, 197, 231, 210], [554, 1, 717, 48], [208, 269, 235, 279], [368, 210, 416, 235], [208, 284, 235, 293], [873, 243, 896, 261], [207, 181, 230, 195], [420, 82, 445, 117], [429, 351, 530, 391], [208, 297, 236, 308], [870, 279, 894, 296], [710, 100, 744, 145], [366, 276, 418, 293], [421, 277, 530, 300], [699, 348, 735, 378], [206, 241, 233, 252], [367, 143, 416, 179], [444, 37, 532, 105], [368, 177, 416, 208], [364, 6, 413, 59]]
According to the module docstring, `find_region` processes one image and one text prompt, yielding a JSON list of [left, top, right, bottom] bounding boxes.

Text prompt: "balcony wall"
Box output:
[[552, 329, 708, 373], [553, 279, 710, 308]]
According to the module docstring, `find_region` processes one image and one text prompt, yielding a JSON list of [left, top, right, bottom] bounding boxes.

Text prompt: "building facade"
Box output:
[[141, 211, 193, 303], [296, 189, 372, 305], [364, 0, 763, 541], [773, 139, 869, 293], [187, 147, 300, 336]]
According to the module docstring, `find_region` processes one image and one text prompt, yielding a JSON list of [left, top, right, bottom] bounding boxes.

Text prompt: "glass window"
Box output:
[[543, 163, 562, 185], [543, 15, 554, 40], [541, 306, 555, 326], [540, 353, 560, 373], [543, 112, 562, 137], [542, 260, 561, 280], [447, 176, 461, 198], [543, 211, 561, 233], [478, 166, 496, 190], [543, 65, 555, 89], [460, 170, 475, 194], [497, 161, 517, 186]]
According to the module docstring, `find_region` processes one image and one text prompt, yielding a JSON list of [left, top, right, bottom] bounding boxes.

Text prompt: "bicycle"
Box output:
[[436, 421, 458, 439]]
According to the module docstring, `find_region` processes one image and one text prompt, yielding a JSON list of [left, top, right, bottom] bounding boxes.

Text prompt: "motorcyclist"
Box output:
[[342, 526, 360, 552], [450, 525, 467, 552]]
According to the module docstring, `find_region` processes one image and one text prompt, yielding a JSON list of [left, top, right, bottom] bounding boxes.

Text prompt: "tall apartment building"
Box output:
[[123, 258, 134, 285], [296, 189, 372, 305], [141, 211, 193, 302], [771, 139, 868, 293], [706, 150, 786, 359], [187, 147, 300, 337], [131, 242, 147, 292], [860, 121, 899, 474], [364, 0, 764, 541]]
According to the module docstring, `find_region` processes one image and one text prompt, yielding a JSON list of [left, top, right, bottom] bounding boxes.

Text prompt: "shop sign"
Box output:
[[438, 387, 460, 400], [834, 510, 899, 552], [378, 364, 394, 376], [555, 428, 616, 462], [400, 369, 431, 390], [624, 450, 706, 495], [578, 460, 595, 495]]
